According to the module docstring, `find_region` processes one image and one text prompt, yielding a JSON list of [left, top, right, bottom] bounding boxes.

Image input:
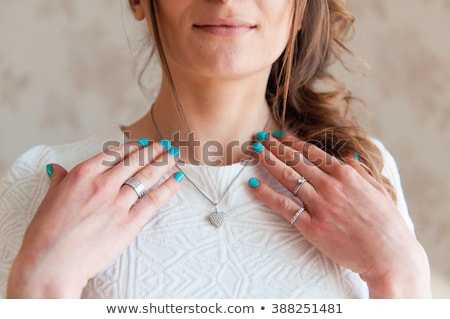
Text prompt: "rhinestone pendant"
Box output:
[[209, 210, 227, 227]]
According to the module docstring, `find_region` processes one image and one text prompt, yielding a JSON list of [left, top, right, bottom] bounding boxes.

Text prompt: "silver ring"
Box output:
[[290, 207, 305, 225], [124, 177, 147, 199], [293, 176, 307, 197]]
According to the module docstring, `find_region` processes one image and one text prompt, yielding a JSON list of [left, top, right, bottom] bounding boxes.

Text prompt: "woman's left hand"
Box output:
[[250, 133, 431, 298]]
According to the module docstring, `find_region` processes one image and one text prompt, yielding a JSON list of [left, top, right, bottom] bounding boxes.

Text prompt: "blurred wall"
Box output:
[[0, 0, 449, 297], [349, 0, 450, 298]]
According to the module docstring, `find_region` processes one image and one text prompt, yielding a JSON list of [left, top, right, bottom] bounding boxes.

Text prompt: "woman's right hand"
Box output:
[[7, 139, 183, 298]]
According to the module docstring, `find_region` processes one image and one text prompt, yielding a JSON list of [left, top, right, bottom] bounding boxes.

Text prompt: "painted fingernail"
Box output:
[[272, 130, 286, 139], [160, 139, 171, 150], [169, 147, 180, 157], [252, 142, 264, 153], [353, 152, 360, 161], [137, 137, 149, 148], [46, 164, 54, 178], [256, 131, 269, 141], [248, 177, 260, 188], [174, 171, 185, 183]]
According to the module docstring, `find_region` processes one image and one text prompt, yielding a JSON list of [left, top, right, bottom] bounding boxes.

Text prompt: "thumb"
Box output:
[[46, 163, 68, 191]]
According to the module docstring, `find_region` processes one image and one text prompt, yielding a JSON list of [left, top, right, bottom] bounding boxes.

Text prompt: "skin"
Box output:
[[252, 134, 431, 298], [7, 142, 182, 297], [7, 0, 431, 298], [133, 0, 290, 163]]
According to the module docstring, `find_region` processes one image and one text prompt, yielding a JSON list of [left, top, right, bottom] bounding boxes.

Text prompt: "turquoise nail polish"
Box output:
[[272, 130, 286, 139], [174, 171, 185, 182], [169, 147, 180, 157], [248, 177, 260, 188], [137, 137, 149, 148], [353, 152, 360, 161], [160, 139, 171, 150], [252, 142, 264, 153], [46, 164, 54, 178], [256, 131, 269, 141]]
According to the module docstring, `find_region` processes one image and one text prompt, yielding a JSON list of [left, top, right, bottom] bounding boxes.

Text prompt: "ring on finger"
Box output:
[[293, 176, 307, 197], [290, 207, 305, 225], [123, 177, 147, 200]]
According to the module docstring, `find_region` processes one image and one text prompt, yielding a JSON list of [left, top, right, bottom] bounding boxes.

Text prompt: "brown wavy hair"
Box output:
[[278, 0, 396, 201], [130, 0, 396, 201]]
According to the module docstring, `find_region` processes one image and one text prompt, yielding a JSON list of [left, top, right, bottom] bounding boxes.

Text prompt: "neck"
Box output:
[[147, 73, 274, 165], [155, 73, 272, 137]]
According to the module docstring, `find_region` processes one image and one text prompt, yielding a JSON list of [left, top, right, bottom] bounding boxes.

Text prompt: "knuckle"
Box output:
[[323, 179, 344, 197], [137, 166, 155, 181], [143, 191, 158, 206], [301, 142, 315, 157], [71, 163, 95, 180], [90, 178, 110, 195], [320, 177, 331, 190], [280, 167, 297, 184], [347, 170, 361, 185], [333, 162, 355, 180], [128, 148, 147, 168], [285, 150, 300, 166], [275, 195, 293, 212], [163, 180, 178, 194]]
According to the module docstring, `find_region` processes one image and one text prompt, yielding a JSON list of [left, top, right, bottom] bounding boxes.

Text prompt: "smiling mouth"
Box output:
[[193, 25, 256, 37], [193, 19, 257, 36]]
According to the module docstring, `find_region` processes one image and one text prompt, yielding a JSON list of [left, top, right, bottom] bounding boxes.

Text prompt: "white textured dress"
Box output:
[[0, 125, 414, 298]]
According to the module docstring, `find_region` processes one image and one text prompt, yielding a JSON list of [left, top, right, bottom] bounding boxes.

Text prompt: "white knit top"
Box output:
[[0, 125, 414, 298]]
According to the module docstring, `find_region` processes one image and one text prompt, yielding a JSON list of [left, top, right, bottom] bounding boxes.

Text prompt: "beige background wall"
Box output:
[[0, 1, 449, 297]]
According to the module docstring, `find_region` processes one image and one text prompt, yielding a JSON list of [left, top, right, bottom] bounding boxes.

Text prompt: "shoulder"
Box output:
[[0, 125, 124, 298], [46, 124, 126, 171], [370, 138, 401, 184], [1, 125, 124, 187]]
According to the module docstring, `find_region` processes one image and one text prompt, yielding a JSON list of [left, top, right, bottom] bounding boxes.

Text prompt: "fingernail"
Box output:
[[353, 152, 360, 161], [174, 171, 185, 183], [256, 131, 269, 141], [252, 142, 264, 153], [160, 139, 171, 150], [272, 130, 286, 139], [46, 164, 54, 178], [248, 177, 260, 188], [137, 137, 149, 148], [169, 147, 180, 157]]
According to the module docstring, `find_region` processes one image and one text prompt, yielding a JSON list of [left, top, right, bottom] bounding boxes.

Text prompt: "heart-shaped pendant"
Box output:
[[209, 210, 227, 227]]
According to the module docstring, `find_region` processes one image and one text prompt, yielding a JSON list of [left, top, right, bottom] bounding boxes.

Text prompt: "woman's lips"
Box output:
[[193, 18, 256, 36]]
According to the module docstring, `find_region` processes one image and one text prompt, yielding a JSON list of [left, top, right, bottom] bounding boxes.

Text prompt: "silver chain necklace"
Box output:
[[149, 106, 271, 227]]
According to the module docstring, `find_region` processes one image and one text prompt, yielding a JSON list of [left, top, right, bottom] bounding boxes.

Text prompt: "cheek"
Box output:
[[263, 4, 294, 60], [151, 1, 189, 35]]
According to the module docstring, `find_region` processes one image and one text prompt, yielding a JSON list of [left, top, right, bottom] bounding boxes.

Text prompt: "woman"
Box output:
[[1, 0, 431, 298]]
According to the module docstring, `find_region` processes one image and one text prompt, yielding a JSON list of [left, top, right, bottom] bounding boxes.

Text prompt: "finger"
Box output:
[[252, 142, 317, 204], [119, 147, 180, 203], [276, 132, 342, 174], [106, 140, 172, 183], [248, 178, 312, 231], [346, 156, 389, 195], [46, 164, 68, 191], [256, 134, 326, 185], [129, 171, 185, 228], [84, 138, 151, 174], [35, 164, 69, 219]]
